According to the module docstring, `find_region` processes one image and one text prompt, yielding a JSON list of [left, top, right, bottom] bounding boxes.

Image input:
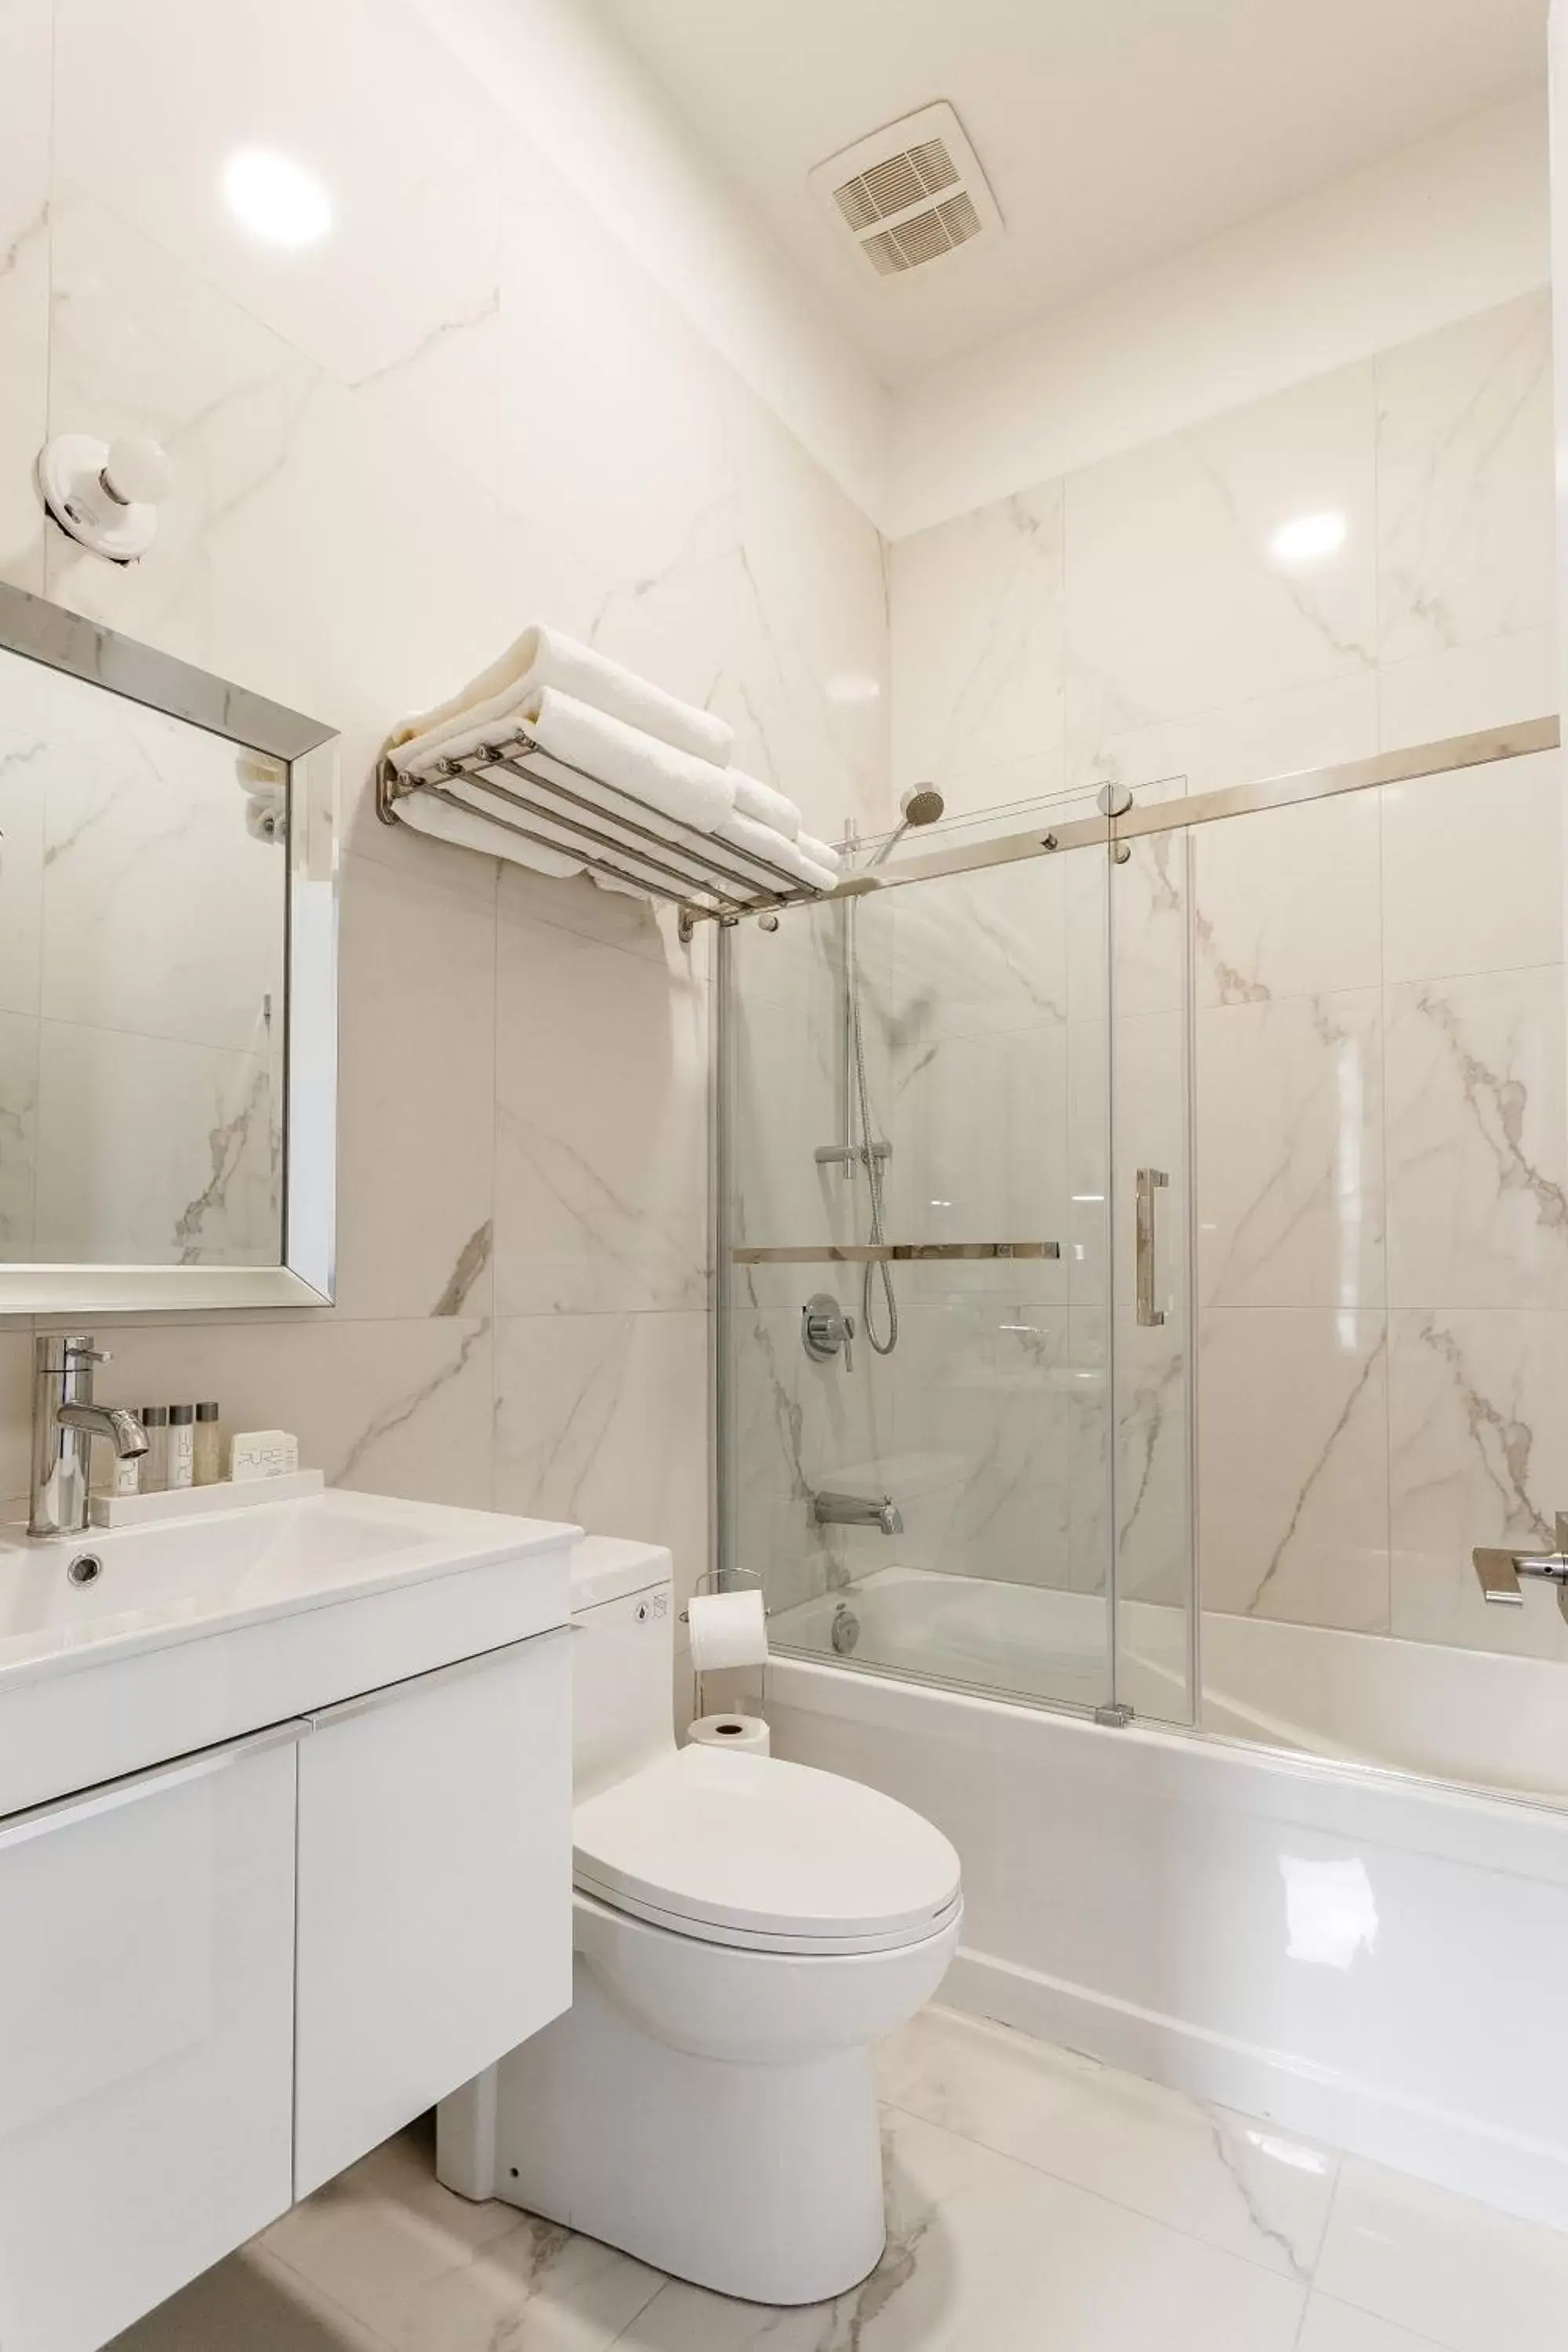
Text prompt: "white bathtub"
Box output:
[[766, 1573, 1568, 2231], [773, 1566, 1568, 1801]]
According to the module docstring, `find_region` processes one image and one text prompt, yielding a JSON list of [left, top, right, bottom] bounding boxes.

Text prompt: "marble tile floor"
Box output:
[[113, 2003, 1568, 2352]]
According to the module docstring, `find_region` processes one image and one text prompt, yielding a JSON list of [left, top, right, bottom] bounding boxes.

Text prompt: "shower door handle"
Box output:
[[1135, 1167, 1169, 1327]]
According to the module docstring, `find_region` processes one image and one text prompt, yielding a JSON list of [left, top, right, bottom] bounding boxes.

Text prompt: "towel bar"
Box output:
[[376, 729, 834, 934]]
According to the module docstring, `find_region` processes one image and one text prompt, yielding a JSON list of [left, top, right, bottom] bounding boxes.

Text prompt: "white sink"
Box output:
[[0, 1488, 580, 1820]]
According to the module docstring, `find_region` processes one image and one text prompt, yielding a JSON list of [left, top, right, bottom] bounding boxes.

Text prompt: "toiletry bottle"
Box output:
[[93, 1413, 143, 1500], [139, 1405, 169, 1493], [194, 1401, 222, 1486], [167, 1403, 195, 1490]]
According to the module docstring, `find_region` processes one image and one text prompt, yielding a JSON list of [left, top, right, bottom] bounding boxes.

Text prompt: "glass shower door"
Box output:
[[720, 835, 1119, 1718]]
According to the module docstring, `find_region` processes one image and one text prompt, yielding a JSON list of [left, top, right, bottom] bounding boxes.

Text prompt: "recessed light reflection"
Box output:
[[1269, 510, 1347, 565], [826, 674, 882, 706], [223, 148, 333, 248]]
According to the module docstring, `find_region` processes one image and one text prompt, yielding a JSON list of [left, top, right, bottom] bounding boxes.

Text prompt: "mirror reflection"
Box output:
[[0, 645, 289, 1266]]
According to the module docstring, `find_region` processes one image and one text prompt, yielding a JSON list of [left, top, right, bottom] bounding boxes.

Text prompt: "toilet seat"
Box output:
[[572, 1743, 962, 1957]]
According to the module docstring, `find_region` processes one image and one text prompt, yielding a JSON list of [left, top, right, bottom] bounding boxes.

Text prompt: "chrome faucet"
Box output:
[[30, 1335, 148, 1538], [812, 1490, 903, 1537]]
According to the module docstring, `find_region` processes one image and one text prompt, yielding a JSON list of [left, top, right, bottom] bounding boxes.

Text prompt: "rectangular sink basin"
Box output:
[[0, 1489, 580, 1819]]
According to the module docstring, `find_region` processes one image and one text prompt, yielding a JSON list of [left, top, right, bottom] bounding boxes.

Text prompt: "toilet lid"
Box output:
[[572, 1744, 962, 1955]]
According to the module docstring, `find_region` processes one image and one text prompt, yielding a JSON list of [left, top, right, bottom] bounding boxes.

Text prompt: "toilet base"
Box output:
[[449, 1957, 887, 2306]]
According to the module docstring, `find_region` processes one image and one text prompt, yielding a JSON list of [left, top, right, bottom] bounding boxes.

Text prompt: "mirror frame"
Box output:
[[0, 581, 339, 1312]]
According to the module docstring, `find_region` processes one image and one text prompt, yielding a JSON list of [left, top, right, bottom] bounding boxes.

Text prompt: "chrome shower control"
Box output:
[[802, 1292, 855, 1370]]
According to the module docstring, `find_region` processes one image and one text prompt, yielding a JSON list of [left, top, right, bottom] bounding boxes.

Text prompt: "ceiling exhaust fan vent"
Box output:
[[811, 103, 1001, 281]]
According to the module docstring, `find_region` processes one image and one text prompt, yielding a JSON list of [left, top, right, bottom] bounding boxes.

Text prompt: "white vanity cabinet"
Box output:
[[0, 1729, 300, 2352], [294, 1632, 572, 2196]]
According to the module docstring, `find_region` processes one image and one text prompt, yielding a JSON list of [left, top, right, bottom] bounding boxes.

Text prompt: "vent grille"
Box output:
[[863, 193, 985, 276], [811, 103, 1001, 281]]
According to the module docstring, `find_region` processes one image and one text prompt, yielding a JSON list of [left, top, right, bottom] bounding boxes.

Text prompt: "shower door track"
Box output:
[[829, 715, 1558, 898]]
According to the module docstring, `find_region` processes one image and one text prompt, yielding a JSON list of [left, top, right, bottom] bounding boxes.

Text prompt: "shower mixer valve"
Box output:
[[1474, 1515, 1568, 1621], [802, 1293, 855, 1371]]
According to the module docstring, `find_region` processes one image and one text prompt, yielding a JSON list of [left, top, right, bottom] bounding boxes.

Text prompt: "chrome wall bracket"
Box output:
[[1473, 1515, 1568, 1619]]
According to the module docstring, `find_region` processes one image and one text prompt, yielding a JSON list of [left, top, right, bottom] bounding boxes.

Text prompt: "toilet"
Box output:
[[435, 1536, 962, 2307]]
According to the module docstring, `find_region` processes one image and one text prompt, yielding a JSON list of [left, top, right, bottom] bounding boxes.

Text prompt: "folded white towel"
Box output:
[[796, 830, 842, 877], [729, 768, 801, 843], [390, 623, 731, 771], [715, 810, 840, 894]]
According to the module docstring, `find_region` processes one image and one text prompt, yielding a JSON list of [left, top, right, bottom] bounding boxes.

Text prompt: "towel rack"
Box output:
[[376, 729, 833, 938]]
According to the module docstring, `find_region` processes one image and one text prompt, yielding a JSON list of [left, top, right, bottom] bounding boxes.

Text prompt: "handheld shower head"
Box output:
[[899, 783, 946, 828], [866, 782, 946, 869]]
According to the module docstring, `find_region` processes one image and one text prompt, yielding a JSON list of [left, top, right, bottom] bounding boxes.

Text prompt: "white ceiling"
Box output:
[[593, 0, 1548, 387]]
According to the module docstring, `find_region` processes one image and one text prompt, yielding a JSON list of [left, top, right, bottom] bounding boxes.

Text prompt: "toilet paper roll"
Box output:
[[687, 1712, 771, 1756], [687, 1586, 769, 1673]]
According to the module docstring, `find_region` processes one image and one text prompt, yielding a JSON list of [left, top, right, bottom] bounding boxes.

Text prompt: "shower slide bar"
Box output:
[[731, 1241, 1061, 1264], [376, 733, 830, 929], [830, 715, 1559, 902]]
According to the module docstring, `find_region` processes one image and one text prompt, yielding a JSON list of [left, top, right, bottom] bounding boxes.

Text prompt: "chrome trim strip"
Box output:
[[0, 579, 335, 757], [0, 593, 339, 1314], [731, 1240, 1061, 1264]]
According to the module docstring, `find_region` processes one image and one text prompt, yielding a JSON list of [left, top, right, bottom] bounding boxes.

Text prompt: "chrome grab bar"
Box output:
[[1135, 1167, 1168, 1328]]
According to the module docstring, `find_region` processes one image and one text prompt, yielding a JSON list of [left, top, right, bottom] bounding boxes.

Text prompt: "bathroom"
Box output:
[[2, 0, 1567, 2342]]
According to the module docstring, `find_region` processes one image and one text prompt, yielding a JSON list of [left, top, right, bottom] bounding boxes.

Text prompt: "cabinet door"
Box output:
[[294, 1632, 571, 2197], [0, 1729, 299, 2352]]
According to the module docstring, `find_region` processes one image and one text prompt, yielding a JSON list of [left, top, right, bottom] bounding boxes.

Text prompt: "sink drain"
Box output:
[[67, 1552, 103, 1587]]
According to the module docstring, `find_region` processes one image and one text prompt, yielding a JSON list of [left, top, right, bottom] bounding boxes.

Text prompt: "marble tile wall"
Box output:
[[0, 0, 892, 1614], [731, 285, 1559, 1674]]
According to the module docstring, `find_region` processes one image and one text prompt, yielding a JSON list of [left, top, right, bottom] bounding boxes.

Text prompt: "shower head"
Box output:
[[865, 782, 946, 869], [899, 783, 946, 827]]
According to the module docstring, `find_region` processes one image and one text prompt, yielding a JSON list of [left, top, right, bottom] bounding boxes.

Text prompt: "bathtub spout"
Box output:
[[814, 1491, 903, 1537]]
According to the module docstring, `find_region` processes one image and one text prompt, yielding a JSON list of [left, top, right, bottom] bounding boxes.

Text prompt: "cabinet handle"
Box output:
[[1135, 1167, 1169, 1328], [300, 1627, 568, 1730], [0, 1718, 307, 1854]]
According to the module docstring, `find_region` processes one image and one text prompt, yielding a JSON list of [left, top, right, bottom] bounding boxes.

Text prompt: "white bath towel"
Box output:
[[396, 684, 735, 848], [390, 623, 732, 772], [729, 767, 801, 843], [796, 830, 842, 877], [716, 809, 840, 894]]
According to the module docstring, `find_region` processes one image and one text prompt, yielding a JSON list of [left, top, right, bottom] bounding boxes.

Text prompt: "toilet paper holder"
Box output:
[[682, 1566, 769, 1721]]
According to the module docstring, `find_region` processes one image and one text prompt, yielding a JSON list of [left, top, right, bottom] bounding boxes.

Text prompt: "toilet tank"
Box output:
[[570, 1538, 677, 1804]]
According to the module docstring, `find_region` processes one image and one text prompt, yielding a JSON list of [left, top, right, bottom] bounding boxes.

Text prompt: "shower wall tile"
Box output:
[[332, 853, 498, 1323], [725, 391, 891, 844], [0, 1014, 38, 1258], [494, 901, 710, 1318], [0, 0, 50, 595], [1376, 624, 1557, 753], [45, 184, 515, 854], [1198, 1308, 1391, 1633], [890, 481, 1066, 813], [1375, 291, 1555, 668], [1077, 673, 1379, 805], [54, 0, 507, 491], [85, 1317, 497, 1511], [1063, 362, 1377, 778], [1378, 751, 1562, 985], [1192, 791, 1383, 1006], [888, 854, 1072, 1043], [495, 1311, 710, 1604], [1383, 965, 1568, 1312], [1197, 992, 1385, 1311], [498, 142, 889, 851], [1388, 1308, 1568, 1663]]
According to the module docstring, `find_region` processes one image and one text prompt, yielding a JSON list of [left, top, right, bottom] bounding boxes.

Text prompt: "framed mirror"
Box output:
[[0, 583, 338, 1311]]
